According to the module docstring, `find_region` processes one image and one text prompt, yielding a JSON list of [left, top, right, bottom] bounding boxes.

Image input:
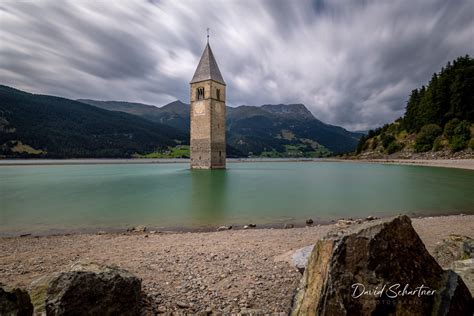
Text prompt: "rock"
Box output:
[[291, 245, 315, 273], [335, 219, 353, 228], [128, 225, 147, 233], [366, 215, 377, 221], [243, 225, 249, 229], [433, 234, 474, 268], [156, 305, 167, 313], [292, 215, 473, 315], [97, 231, 107, 235], [0, 283, 33, 316], [247, 289, 255, 299], [30, 262, 141, 315], [305, 218, 314, 225], [240, 308, 264, 315], [176, 301, 190, 308], [217, 225, 232, 231], [283, 223, 294, 229], [248, 223, 257, 228], [451, 259, 474, 296]]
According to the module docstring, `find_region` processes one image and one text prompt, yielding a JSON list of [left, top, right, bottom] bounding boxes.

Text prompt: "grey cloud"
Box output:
[[1, 0, 473, 130]]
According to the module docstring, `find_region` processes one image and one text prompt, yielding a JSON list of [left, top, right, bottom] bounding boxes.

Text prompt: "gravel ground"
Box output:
[[0, 215, 473, 314]]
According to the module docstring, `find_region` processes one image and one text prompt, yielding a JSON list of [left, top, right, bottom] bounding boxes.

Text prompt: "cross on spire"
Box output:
[[206, 28, 210, 43]]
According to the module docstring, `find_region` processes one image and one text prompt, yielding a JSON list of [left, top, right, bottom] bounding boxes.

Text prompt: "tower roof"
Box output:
[[190, 43, 225, 85]]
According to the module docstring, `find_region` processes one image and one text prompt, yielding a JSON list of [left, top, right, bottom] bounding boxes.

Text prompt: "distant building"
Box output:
[[189, 40, 226, 169]]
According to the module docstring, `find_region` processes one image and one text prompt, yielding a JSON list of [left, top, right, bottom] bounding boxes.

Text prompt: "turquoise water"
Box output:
[[1, 161, 473, 235]]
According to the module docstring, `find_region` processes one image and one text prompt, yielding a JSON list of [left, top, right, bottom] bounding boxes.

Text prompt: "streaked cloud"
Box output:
[[1, 0, 473, 130]]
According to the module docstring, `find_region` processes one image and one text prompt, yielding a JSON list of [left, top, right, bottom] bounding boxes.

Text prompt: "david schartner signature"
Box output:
[[351, 283, 437, 299]]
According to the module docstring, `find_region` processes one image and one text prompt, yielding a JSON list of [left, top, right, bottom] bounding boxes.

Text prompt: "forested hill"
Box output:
[[356, 55, 474, 157], [0, 85, 187, 158]]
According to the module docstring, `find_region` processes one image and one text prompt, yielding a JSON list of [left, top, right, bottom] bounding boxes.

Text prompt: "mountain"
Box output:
[[79, 100, 361, 156], [352, 130, 369, 135], [0, 85, 187, 158], [227, 104, 362, 155], [78, 99, 190, 131], [356, 55, 474, 157], [260, 103, 315, 120]]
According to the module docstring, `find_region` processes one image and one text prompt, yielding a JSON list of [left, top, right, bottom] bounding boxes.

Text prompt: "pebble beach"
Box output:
[[1, 214, 473, 314]]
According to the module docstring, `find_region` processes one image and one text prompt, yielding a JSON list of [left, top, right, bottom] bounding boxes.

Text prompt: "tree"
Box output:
[[443, 118, 461, 140], [450, 120, 471, 151], [387, 142, 402, 154], [380, 133, 395, 149], [356, 135, 367, 154], [414, 124, 442, 152]]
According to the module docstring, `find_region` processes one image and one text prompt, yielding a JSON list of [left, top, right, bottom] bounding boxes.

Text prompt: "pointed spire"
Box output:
[[190, 42, 226, 85]]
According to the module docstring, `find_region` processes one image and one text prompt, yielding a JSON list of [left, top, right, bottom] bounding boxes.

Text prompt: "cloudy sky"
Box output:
[[1, 0, 473, 130]]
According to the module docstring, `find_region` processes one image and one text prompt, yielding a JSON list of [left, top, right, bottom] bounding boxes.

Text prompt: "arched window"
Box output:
[[216, 89, 221, 100], [196, 87, 204, 100]]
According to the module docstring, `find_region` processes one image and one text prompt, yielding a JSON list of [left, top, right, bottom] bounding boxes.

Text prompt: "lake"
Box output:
[[1, 161, 473, 236]]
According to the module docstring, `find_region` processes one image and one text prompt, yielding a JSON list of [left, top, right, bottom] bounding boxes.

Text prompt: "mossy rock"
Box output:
[[433, 234, 474, 268], [28, 273, 59, 314]]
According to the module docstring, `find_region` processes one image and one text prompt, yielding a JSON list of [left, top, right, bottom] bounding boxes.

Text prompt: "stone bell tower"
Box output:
[[190, 38, 226, 169]]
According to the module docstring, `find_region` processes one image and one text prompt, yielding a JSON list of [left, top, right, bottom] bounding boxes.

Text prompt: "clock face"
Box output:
[[194, 102, 205, 116]]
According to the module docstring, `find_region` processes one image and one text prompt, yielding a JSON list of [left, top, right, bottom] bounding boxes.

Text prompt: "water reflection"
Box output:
[[190, 169, 229, 226]]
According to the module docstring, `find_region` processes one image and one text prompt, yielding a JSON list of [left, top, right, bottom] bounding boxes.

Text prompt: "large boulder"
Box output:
[[292, 215, 473, 315], [29, 262, 141, 316], [0, 283, 33, 316]]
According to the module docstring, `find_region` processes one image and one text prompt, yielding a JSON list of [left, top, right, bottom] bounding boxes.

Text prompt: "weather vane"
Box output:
[[207, 27, 210, 43]]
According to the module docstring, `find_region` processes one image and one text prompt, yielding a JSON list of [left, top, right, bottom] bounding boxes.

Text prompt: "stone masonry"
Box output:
[[190, 42, 226, 169]]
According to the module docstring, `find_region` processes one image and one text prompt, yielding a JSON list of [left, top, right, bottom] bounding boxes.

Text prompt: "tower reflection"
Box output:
[[190, 169, 228, 227]]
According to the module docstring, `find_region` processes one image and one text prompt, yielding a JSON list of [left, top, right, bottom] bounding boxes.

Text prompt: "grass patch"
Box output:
[[260, 144, 331, 158], [11, 141, 44, 154], [280, 129, 295, 140], [136, 145, 190, 158]]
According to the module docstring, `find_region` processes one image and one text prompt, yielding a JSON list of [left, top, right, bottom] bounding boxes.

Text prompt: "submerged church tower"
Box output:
[[190, 39, 226, 169]]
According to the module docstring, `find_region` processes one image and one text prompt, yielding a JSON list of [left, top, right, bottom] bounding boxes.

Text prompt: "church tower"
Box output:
[[190, 39, 226, 169]]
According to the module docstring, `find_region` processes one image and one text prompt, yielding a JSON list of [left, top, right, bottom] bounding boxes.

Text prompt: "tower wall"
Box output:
[[190, 80, 226, 169]]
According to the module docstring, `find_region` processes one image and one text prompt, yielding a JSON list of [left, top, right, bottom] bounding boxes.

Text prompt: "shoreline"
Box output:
[[1, 214, 473, 313], [1, 157, 474, 171], [0, 157, 318, 166], [1, 211, 472, 238]]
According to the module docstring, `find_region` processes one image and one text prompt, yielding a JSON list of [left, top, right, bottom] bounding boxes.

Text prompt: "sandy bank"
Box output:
[[0, 214, 473, 314], [346, 158, 474, 171]]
